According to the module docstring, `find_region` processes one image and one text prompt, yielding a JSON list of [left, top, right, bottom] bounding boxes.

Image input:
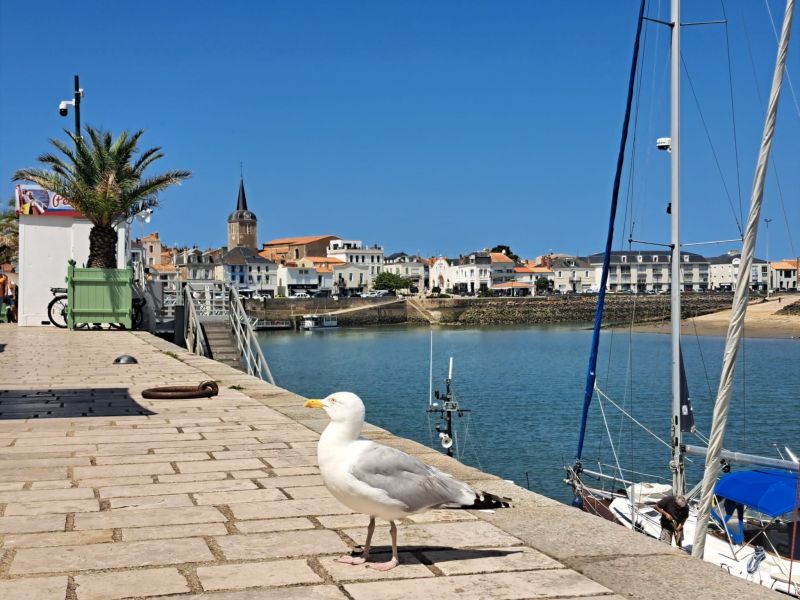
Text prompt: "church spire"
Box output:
[[236, 176, 248, 212]]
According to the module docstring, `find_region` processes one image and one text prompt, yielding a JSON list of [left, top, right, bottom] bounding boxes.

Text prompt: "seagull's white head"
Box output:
[[304, 392, 365, 425]]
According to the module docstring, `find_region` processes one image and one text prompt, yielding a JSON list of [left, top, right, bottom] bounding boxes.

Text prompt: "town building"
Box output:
[[141, 232, 162, 266], [260, 235, 340, 263], [450, 251, 492, 295], [708, 251, 769, 291], [219, 246, 277, 296], [490, 252, 516, 286], [429, 257, 455, 292], [175, 248, 219, 284], [276, 264, 319, 297], [383, 252, 427, 291], [552, 256, 593, 293], [227, 177, 257, 251], [771, 259, 798, 291], [149, 263, 179, 292], [326, 240, 384, 288], [587, 250, 710, 292]]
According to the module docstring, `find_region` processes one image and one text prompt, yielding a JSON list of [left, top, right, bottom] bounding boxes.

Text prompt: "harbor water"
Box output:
[[258, 325, 800, 504]]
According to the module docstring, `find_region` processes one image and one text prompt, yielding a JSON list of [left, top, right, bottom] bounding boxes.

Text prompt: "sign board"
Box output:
[[15, 184, 82, 218]]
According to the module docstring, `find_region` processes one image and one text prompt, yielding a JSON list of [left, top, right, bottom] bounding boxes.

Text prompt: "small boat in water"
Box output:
[[302, 314, 339, 330]]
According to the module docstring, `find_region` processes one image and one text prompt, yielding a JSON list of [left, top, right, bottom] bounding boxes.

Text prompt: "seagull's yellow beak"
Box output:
[[304, 399, 326, 409]]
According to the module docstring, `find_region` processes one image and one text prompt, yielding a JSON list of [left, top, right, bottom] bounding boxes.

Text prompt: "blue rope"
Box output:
[[575, 0, 648, 463]]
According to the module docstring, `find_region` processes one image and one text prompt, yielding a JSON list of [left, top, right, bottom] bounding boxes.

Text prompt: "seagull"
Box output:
[[304, 392, 510, 571]]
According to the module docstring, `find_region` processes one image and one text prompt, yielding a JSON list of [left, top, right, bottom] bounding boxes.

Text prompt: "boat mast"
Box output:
[[669, 0, 685, 498]]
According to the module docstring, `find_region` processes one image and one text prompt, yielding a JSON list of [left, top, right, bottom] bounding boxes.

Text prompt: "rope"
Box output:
[[598, 395, 625, 485], [746, 546, 766, 575]]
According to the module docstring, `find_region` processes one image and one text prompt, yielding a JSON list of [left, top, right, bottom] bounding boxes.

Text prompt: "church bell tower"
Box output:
[[227, 177, 257, 250]]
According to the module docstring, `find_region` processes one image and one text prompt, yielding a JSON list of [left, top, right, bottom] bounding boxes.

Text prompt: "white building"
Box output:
[[429, 257, 455, 292], [588, 250, 710, 292], [490, 252, 516, 286], [451, 252, 492, 295], [708, 251, 769, 292], [276, 264, 319, 296], [327, 240, 384, 288], [383, 252, 427, 291], [771, 260, 798, 291], [14, 184, 129, 326], [219, 246, 277, 296], [552, 256, 593, 294]]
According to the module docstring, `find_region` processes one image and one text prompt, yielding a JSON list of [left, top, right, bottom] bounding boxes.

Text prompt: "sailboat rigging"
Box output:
[[566, 0, 799, 594]]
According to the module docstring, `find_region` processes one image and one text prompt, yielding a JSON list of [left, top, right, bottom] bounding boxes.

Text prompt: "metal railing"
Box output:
[[184, 285, 210, 357], [228, 287, 275, 385]]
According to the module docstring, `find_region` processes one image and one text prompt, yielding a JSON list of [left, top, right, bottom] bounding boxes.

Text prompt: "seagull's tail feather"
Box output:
[[459, 491, 512, 510]]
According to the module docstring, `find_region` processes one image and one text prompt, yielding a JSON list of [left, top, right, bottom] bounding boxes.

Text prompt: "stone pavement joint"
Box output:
[[0, 326, 776, 599]]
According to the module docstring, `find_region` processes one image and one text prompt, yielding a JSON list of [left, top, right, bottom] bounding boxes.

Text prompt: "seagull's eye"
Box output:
[[330, 398, 336, 404]]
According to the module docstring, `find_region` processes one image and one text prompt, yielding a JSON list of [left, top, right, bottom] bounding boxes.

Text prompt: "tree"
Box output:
[[0, 197, 19, 265], [536, 277, 550, 293], [13, 127, 190, 268], [490, 244, 520, 262], [373, 271, 411, 291]]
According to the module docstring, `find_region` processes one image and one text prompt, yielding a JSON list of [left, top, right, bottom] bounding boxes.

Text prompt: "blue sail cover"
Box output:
[[715, 469, 799, 518]]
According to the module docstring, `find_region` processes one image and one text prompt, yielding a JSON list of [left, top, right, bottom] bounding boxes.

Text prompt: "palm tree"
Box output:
[[13, 127, 190, 268], [0, 197, 19, 265]]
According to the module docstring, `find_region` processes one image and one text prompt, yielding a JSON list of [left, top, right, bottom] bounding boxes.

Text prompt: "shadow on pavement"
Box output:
[[0, 388, 154, 419]]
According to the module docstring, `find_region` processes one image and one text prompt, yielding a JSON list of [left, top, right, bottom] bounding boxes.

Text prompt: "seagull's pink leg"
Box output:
[[366, 520, 400, 571], [337, 517, 375, 565]]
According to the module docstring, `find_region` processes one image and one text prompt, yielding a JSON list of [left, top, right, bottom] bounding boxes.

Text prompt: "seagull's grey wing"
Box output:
[[349, 442, 475, 513]]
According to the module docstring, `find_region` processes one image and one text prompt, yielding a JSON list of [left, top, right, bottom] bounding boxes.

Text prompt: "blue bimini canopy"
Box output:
[[715, 469, 799, 518]]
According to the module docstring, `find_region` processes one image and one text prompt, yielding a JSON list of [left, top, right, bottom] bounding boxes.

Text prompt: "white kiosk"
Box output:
[[15, 185, 129, 327]]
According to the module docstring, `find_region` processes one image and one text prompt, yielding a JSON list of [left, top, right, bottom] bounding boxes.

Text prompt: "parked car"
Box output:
[[359, 291, 377, 298], [289, 292, 310, 299], [312, 290, 331, 298]]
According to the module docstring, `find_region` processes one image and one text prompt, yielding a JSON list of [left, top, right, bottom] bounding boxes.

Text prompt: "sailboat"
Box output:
[[565, 0, 800, 594]]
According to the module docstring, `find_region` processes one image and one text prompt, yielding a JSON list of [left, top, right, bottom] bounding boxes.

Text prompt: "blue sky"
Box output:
[[1, 1, 798, 261]]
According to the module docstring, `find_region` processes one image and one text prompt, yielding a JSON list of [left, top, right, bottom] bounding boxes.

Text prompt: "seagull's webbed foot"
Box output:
[[336, 554, 367, 565], [365, 557, 399, 571]]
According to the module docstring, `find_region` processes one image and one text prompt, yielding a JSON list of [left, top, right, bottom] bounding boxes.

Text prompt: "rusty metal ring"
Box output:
[[141, 381, 219, 399]]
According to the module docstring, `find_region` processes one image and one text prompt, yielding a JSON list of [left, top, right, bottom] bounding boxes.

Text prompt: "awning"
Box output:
[[715, 469, 799, 518]]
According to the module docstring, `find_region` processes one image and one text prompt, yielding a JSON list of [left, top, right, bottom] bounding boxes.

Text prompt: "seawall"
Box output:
[[244, 294, 737, 327]]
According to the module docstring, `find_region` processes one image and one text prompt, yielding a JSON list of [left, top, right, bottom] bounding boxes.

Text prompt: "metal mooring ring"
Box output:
[[141, 381, 220, 399]]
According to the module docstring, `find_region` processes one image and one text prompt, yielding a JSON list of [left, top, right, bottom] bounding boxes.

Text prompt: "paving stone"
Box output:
[[0, 482, 25, 490], [229, 469, 269, 478], [0, 575, 68, 600], [157, 471, 229, 483], [177, 458, 266, 473], [271, 466, 319, 476], [2, 529, 114, 549], [0, 456, 90, 469], [78, 475, 154, 488], [0, 514, 67, 533], [0, 467, 68, 482], [216, 529, 349, 559], [74, 505, 225, 530], [4, 498, 100, 516], [122, 521, 229, 541], [406, 509, 478, 523], [344, 569, 612, 600], [284, 485, 334, 499], [99, 479, 257, 498], [234, 517, 315, 533], [320, 553, 433, 581], [74, 567, 190, 599], [0, 487, 95, 503], [343, 520, 523, 549], [109, 493, 195, 510], [230, 498, 353, 520], [93, 452, 211, 465], [255, 475, 323, 488], [421, 546, 563, 574], [316, 514, 373, 529], [73, 462, 176, 479], [193, 488, 286, 505], [10, 538, 214, 574], [158, 585, 348, 599], [197, 559, 321, 591]]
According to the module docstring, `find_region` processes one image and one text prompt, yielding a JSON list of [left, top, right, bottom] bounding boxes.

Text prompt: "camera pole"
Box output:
[[73, 75, 81, 138]]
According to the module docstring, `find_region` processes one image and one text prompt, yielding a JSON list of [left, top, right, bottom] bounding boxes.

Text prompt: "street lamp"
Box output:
[[58, 75, 83, 138], [765, 218, 772, 298]]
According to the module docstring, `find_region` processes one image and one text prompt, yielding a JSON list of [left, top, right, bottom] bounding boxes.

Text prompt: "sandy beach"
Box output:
[[631, 294, 800, 339]]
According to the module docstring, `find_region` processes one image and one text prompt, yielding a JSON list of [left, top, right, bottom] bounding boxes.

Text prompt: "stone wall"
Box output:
[[415, 294, 735, 326], [244, 294, 737, 327]]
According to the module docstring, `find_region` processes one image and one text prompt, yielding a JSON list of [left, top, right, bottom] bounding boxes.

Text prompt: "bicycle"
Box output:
[[48, 287, 146, 330]]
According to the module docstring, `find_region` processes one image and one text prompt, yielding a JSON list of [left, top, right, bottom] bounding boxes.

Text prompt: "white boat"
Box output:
[[301, 314, 339, 330], [566, 0, 799, 595]]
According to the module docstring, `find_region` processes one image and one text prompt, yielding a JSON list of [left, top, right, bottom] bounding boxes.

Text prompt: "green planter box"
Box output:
[[66, 261, 133, 329]]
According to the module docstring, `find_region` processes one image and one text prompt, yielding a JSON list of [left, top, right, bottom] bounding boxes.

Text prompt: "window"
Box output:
[[653, 256, 659, 263], [683, 255, 690, 263], [620, 256, 627, 263], [637, 255, 643, 263], [557, 271, 562, 278]]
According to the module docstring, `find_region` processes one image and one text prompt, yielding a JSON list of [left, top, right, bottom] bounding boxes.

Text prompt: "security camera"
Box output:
[[656, 137, 672, 151], [59, 101, 70, 117]]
